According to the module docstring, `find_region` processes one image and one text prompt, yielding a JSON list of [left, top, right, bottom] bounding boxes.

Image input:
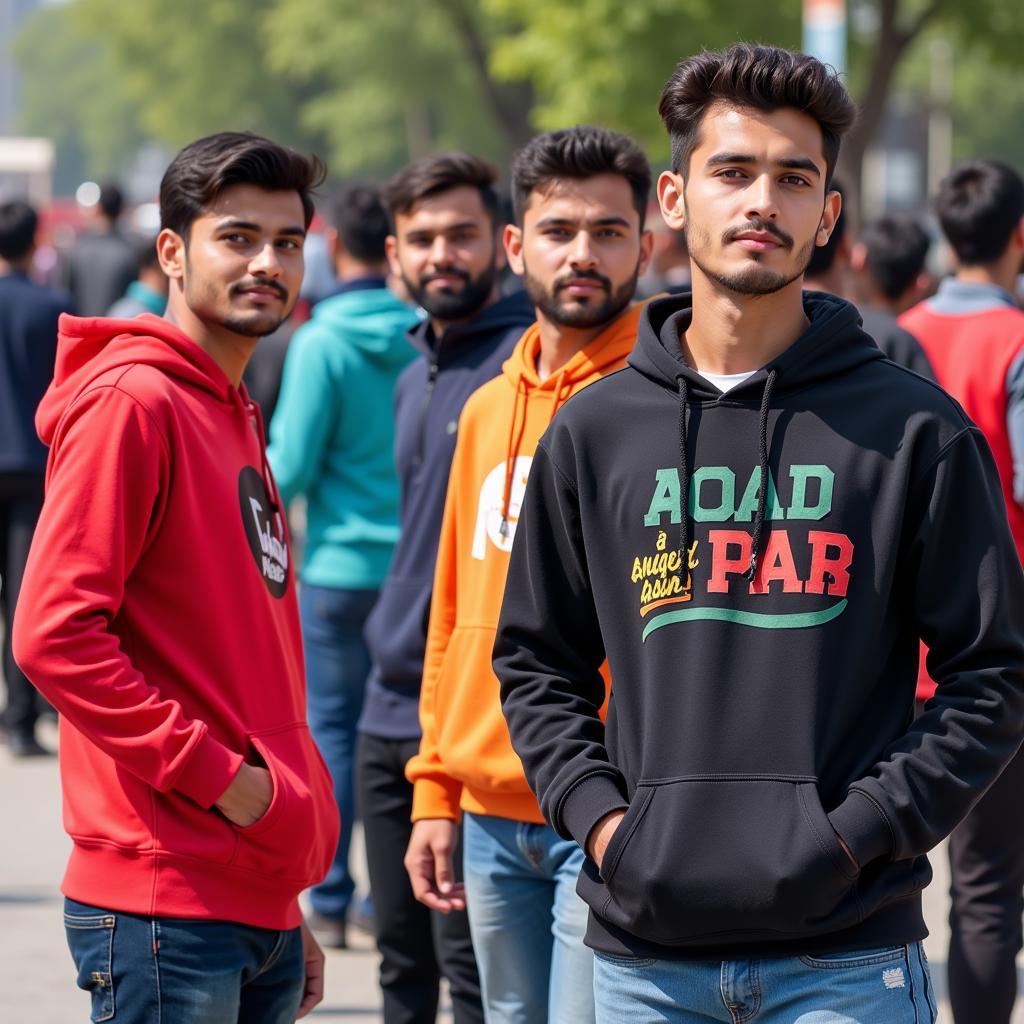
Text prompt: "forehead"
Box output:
[[195, 183, 306, 230], [394, 185, 490, 234], [523, 174, 639, 227], [692, 102, 826, 173]]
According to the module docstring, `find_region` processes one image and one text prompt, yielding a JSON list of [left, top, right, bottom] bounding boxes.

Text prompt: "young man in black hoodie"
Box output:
[[356, 153, 533, 1024], [495, 44, 1024, 1022]]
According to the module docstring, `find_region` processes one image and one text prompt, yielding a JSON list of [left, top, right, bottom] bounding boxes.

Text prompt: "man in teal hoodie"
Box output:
[[269, 184, 418, 947]]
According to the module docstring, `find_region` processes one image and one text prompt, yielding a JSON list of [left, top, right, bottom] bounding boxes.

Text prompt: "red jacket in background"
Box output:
[[13, 313, 339, 929]]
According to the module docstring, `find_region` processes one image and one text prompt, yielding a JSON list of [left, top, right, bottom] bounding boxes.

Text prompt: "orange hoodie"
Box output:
[[406, 304, 644, 823]]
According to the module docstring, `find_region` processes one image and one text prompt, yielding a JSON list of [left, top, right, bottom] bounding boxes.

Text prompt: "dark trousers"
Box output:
[[1, 472, 44, 738], [357, 731, 483, 1024], [947, 740, 1024, 1024]]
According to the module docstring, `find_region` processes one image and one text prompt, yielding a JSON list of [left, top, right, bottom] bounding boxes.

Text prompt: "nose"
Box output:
[[428, 235, 456, 267], [568, 230, 596, 269], [249, 242, 283, 278], [744, 173, 779, 222]]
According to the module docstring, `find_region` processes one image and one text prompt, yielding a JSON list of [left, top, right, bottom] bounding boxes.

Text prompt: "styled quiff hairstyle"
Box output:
[[658, 44, 856, 186], [511, 125, 652, 226], [382, 152, 500, 226], [160, 131, 326, 238]]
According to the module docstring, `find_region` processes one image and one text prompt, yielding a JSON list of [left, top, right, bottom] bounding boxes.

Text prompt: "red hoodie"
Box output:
[[13, 314, 339, 929]]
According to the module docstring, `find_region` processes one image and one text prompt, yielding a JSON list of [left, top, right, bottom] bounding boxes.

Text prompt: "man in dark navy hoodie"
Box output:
[[0, 199, 71, 757], [496, 45, 1024, 1022], [357, 152, 533, 1024]]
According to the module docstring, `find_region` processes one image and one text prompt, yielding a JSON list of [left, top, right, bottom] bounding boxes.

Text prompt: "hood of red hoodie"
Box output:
[[39, 313, 238, 445]]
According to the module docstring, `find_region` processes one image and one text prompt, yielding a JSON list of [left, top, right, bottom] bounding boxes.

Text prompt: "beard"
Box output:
[[403, 261, 497, 321], [524, 262, 639, 329], [685, 216, 815, 297]]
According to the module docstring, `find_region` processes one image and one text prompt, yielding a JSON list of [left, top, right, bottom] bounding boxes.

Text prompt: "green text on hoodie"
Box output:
[[495, 293, 1024, 961], [268, 287, 419, 589]]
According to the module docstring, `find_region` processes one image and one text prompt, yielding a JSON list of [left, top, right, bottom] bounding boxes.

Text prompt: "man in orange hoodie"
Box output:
[[404, 126, 653, 1023]]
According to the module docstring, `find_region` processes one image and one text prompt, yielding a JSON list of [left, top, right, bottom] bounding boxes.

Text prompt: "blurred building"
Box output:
[[0, 0, 40, 136]]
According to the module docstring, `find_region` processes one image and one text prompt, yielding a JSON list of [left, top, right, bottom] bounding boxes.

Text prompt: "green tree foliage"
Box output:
[[13, 3, 147, 192], [485, 0, 801, 163]]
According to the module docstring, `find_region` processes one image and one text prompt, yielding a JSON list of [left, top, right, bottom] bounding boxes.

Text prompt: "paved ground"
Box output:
[[1, 718, 1020, 1022]]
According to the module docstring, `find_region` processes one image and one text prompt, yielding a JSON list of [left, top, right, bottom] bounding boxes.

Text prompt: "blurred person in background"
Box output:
[[900, 159, 1024, 1024], [638, 204, 690, 297], [62, 181, 138, 317], [107, 235, 168, 318], [805, 190, 933, 376], [0, 198, 71, 757], [357, 152, 534, 1024], [847, 214, 935, 378], [268, 182, 419, 950]]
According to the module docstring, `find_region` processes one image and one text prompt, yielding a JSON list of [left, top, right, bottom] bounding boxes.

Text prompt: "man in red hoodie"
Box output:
[[13, 132, 340, 1023]]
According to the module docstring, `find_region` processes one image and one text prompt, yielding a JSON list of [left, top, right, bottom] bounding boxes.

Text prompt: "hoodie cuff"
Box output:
[[173, 731, 246, 809], [559, 772, 629, 850], [411, 776, 463, 823], [828, 789, 893, 868]]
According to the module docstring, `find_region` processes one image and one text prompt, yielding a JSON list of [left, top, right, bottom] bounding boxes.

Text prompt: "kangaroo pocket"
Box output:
[[231, 724, 339, 885], [581, 776, 862, 947]]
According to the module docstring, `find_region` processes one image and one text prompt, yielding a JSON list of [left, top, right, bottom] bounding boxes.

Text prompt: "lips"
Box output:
[[732, 232, 782, 250]]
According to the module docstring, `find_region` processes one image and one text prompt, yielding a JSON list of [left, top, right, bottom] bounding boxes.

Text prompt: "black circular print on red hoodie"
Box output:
[[238, 466, 289, 598]]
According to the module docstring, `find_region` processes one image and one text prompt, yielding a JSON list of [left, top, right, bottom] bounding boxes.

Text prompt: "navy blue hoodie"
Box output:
[[359, 291, 534, 739], [496, 292, 1024, 959]]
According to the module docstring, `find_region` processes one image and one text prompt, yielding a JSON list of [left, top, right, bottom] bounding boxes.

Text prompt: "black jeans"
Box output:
[[947, 740, 1024, 1024], [356, 731, 483, 1024], [0, 472, 45, 739]]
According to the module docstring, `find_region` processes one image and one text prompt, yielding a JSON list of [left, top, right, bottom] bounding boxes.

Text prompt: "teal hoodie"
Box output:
[[268, 286, 419, 588]]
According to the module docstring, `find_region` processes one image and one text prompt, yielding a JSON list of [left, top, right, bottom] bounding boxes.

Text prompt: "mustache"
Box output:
[[231, 278, 289, 301], [554, 269, 612, 293], [421, 267, 471, 286], [722, 219, 794, 249]]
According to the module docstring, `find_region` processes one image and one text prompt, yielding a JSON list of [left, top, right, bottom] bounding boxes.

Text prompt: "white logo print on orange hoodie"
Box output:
[[471, 455, 533, 560]]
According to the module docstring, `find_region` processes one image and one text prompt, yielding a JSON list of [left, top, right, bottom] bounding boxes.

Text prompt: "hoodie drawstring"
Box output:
[[746, 368, 778, 581], [676, 368, 779, 583], [676, 376, 690, 565], [500, 374, 530, 538], [548, 369, 570, 424], [247, 396, 283, 519]]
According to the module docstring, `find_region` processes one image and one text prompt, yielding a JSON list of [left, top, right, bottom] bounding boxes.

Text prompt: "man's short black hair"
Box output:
[[936, 160, 1024, 266], [0, 199, 38, 262], [859, 215, 931, 300], [333, 184, 390, 263], [382, 152, 500, 228], [658, 43, 857, 186], [806, 181, 845, 278], [160, 131, 327, 239], [98, 182, 125, 222], [510, 125, 652, 226]]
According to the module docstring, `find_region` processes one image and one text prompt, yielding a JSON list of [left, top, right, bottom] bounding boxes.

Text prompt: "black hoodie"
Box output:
[[495, 292, 1024, 960]]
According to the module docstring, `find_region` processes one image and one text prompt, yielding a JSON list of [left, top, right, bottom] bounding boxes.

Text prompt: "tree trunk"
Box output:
[[839, 0, 944, 223], [433, 0, 535, 154]]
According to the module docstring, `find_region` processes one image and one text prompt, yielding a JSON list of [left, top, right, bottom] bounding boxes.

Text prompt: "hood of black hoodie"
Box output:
[[629, 291, 883, 400], [406, 289, 535, 363]]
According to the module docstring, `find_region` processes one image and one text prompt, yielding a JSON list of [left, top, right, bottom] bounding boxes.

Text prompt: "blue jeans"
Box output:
[[299, 583, 378, 920], [463, 811, 594, 1024], [63, 898, 304, 1023], [593, 943, 937, 1023]]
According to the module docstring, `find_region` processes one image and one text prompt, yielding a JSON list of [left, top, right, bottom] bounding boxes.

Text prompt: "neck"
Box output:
[[163, 292, 255, 387], [0, 255, 30, 275], [336, 256, 387, 282], [535, 312, 607, 381], [956, 260, 1018, 295], [430, 285, 500, 340], [682, 270, 809, 375]]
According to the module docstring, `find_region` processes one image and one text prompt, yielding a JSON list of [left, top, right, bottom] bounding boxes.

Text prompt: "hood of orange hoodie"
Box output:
[[39, 313, 240, 446], [495, 302, 648, 529]]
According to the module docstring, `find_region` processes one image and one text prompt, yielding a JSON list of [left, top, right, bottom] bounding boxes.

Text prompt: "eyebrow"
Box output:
[[405, 220, 481, 237], [705, 153, 821, 177], [534, 215, 632, 229], [216, 219, 306, 237]]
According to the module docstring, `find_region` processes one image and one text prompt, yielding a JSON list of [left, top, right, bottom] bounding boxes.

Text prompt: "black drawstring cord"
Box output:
[[677, 376, 690, 565], [746, 368, 778, 581]]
